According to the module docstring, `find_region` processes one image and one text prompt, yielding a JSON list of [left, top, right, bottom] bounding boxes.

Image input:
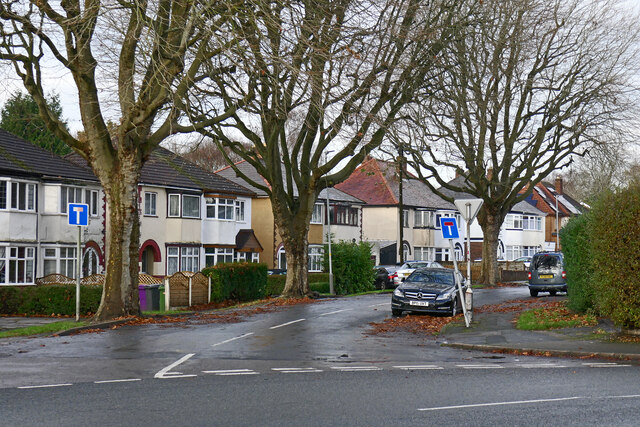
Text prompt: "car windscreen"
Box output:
[[406, 262, 429, 269], [406, 271, 454, 285], [533, 255, 560, 269]]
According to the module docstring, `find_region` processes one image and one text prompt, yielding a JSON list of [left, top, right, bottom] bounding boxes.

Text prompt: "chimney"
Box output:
[[555, 177, 563, 195]]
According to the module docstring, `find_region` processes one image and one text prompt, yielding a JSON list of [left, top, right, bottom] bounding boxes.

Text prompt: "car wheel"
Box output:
[[392, 308, 402, 316], [529, 289, 538, 297], [450, 298, 458, 317], [378, 281, 386, 290], [549, 290, 557, 296]]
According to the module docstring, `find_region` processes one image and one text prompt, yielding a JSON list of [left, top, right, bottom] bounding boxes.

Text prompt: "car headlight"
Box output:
[[436, 290, 455, 301], [393, 288, 404, 297]]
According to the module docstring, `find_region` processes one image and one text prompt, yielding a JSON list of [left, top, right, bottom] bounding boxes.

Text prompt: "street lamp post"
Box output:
[[325, 151, 334, 295]]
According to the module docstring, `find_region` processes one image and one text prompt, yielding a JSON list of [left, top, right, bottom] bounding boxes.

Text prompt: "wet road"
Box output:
[[0, 286, 540, 388]]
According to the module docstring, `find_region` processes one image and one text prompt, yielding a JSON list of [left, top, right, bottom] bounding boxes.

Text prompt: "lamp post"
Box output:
[[325, 151, 334, 295]]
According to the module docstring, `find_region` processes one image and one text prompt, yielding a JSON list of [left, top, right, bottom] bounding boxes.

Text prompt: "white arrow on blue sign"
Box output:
[[439, 216, 459, 239], [68, 203, 89, 227]]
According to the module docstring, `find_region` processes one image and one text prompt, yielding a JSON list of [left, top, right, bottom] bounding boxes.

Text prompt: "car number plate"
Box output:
[[410, 301, 430, 307], [539, 274, 554, 279]]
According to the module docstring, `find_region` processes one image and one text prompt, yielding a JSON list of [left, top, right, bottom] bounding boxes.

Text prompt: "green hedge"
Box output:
[[266, 273, 329, 296], [203, 262, 268, 302], [0, 285, 102, 316], [590, 184, 640, 328], [560, 212, 595, 313], [323, 241, 375, 295]]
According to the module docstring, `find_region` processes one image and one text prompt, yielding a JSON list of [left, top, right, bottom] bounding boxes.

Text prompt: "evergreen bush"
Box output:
[[560, 212, 596, 313], [203, 263, 268, 302], [323, 241, 375, 295], [0, 285, 102, 316]]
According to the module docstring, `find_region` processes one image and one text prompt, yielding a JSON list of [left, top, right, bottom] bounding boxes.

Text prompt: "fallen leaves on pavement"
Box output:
[[367, 313, 462, 337]]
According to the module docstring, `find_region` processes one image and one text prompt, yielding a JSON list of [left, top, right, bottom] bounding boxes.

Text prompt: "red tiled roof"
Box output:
[[335, 157, 398, 204]]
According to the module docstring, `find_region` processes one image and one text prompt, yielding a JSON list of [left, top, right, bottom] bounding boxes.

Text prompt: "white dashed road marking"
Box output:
[[418, 396, 583, 411], [517, 363, 567, 368], [154, 353, 197, 379], [17, 383, 72, 389], [583, 362, 631, 368], [94, 379, 141, 384], [269, 319, 306, 330], [456, 364, 504, 369], [331, 366, 382, 372], [394, 365, 444, 370], [272, 368, 323, 373], [319, 309, 352, 316], [202, 369, 258, 376], [212, 333, 254, 347]]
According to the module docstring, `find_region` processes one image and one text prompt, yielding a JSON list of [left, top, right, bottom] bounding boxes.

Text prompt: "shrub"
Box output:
[[560, 212, 596, 313], [0, 285, 102, 316], [266, 272, 330, 296], [590, 184, 640, 328], [323, 241, 375, 295], [203, 263, 268, 302]]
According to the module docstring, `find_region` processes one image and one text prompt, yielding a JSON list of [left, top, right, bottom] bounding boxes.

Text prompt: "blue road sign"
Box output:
[[68, 203, 89, 226], [440, 216, 459, 239]]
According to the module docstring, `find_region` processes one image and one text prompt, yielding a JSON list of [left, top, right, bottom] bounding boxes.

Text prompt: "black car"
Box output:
[[374, 265, 398, 290], [391, 267, 465, 317]]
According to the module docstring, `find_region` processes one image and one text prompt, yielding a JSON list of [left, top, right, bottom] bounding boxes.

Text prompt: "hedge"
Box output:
[[202, 262, 268, 302], [323, 241, 375, 295], [0, 285, 102, 316], [559, 212, 595, 313]]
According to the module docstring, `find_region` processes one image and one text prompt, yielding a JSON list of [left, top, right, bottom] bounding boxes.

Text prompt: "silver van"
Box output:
[[528, 252, 567, 297]]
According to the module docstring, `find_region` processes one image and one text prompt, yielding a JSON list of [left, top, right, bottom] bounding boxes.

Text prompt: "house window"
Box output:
[[414, 210, 433, 228], [506, 214, 523, 229], [3, 181, 36, 212], [144, 192, 157, 216], [414, 247, 433, 261], [506, 245, 522, 261], [205, 247, 234, 266], [403, 243, 410, 261], [435, 247, 450, 262], [522, 246, 538, 257], [523, 215, 542, 231], [167, 247, 179, 275], [308, 246, 323, 272], [311, 203, 323, 224], [206, 198, 234, 220], [0, 181, 6, 209], [403, 210, 409, 228], [3, 246, 36, 284], [330, 205, 358, 226], [85, 189, 99, 216], [181, 247, 200, 272], [83, 247, 100, 277], [182, 195, 200, 218], [235, 200, 245, 222], [60, 247, 77, 278], [435, 212, 454, 229], [43, 248, 57, 276], [168, 194, 181, 217], [61, 186, 84, 213]]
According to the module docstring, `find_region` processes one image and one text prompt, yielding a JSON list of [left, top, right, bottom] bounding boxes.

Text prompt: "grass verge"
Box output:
[[0, 321, 88, 338], [516, 304, 597, 330]]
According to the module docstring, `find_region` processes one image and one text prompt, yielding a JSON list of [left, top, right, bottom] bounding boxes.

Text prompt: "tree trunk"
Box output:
[[280, 236, 310, 298], [94, 154, 142, 321], [477, 208, 504, 286]]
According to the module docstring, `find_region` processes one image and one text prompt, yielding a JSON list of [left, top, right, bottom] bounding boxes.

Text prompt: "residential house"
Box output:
[[438, 176, 547, 261], [523, 177, 586, 251], [335, 157, 463, 265], [216, 161, 365, 271], [0, 129, 104, 285]]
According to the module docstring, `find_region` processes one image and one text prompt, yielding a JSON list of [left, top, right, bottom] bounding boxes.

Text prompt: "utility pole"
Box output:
[[397, 144, 404, 264]]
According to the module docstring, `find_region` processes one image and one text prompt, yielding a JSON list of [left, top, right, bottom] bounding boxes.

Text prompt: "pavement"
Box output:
[[442, 310, 640, 361]]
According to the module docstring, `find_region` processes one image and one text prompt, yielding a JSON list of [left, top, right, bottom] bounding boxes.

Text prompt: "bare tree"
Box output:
[[399, 0, 639, 284], [171, 136, 250, 172], [0, 1, 230, 320], [183, 0, 474, 297]]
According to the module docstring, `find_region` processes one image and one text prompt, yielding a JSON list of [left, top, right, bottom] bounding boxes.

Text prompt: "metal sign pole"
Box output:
[[465, 203, 473, 324], [449, 239, 470, 327], [76, 225, 81, 322]]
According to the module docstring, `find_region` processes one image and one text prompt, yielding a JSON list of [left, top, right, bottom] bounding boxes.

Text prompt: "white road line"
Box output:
[[331, 366, 382, 372], [368, 303, 388, 308], [202, 369, 258, 376], [517, 363, 567, 369], [319, 309, 352, 316], [417, 396, 583, 412], [269, 318, 306, 330], [456, 364, 504, 369], [272, 368, 323, 373], [154, 353, 197, 379], [212, 332, 254, 347], [583, 362, 630, 368], [94, 378, 142, 384], [394, 365, 444, 370], [17, 383, 72, 389]]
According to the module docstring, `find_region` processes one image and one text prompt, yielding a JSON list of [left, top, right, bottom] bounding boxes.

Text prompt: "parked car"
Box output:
[[513, 256, 532, 269], [393, 261, 443, 285], [391, 267, 466, 317], [527, 252, 566, 297], [373, 265, 398, 290]]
